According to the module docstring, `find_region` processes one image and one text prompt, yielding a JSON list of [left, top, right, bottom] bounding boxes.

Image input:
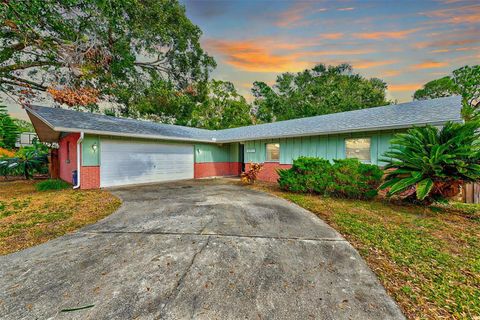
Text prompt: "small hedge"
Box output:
[[35, 179, 71, 191], [278, 157, 383, 200]]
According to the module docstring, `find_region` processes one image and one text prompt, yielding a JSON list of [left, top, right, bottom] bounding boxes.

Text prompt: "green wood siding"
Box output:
[[79, 131, 399, 167], [194, 143, 240, 163], [241, 130, 402, 166], [82, 134, 100, 166]]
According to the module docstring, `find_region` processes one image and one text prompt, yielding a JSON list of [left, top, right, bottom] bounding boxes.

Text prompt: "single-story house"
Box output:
[[26, 96, 462, 189]]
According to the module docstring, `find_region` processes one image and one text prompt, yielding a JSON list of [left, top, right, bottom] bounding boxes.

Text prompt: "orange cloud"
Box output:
[[389, 83, 423, 92], [322, 33, 344, 40], [412, 61, 448, 69], [203, 39, 311, 73], [431, 46, 476, 53], [275, 2, 311, 27], [383, 70, 401, 77], [355, 28, 421, 40], [337, 7, 354, 11], [226, 33, 344, 52], [414, 38, 480, 49], [355, 60, 398, 69], [301, 48, 375, 57], [422, 4, 480, 24]]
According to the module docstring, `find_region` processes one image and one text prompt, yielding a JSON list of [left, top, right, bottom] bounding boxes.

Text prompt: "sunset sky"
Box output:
[[4, 0, 480, 120], [183, 0, 479, 102]]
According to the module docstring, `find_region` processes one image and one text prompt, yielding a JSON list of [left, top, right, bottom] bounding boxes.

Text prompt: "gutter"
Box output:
[[73, 132, 84, 189]]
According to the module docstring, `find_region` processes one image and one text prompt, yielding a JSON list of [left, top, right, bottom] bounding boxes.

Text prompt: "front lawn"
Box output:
[[248, 182, 480, 320], [0, 180, 121, 255]]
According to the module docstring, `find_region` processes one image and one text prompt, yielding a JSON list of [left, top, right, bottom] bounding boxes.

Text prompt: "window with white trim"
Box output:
[[345, 138, 371, 162], [266, 143, 280, 162]]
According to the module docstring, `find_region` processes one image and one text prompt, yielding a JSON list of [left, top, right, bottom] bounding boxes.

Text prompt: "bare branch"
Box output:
[[0, 76, 47, 91], [0, 60, 56, 73]]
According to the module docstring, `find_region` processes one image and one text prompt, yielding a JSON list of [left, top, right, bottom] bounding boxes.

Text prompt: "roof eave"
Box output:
[[54, 126, 216, 143]]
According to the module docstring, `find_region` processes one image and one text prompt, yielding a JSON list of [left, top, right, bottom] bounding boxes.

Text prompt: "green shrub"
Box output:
[[278, 157, 383, 200], [278, 157, 332, 194], [330, 159, 383, 199], [35, 179, 71, 191], [380, 121, 480, 203]]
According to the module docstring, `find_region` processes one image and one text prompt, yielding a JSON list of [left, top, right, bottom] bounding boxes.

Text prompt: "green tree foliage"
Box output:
[[414, 65, 479, 121], [13, 118, 34, 133], [453, 65, 480, 121], [0, 139, 49, 179], [0, 0, 215, 105], [190, 80, 253, 130], [116, 78, 252, 129], [380, 122, 480, 204], [114, 77, 200, 125], [252, 63, 389, 122], [0, 106, 19, 149], [413, 76, 457, 100], [278, 157, 383, 200]]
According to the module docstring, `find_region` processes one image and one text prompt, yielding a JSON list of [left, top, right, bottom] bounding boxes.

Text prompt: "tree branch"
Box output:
[[0, 60, 56, 73], [0, 76, 47, 91]]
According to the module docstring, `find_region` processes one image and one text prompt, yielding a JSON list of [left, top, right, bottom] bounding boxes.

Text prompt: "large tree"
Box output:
[[413, 76, 457, 100], [0, 105, 19, 149], [0, 0, 215, 108], [190, 80, 253, 130], [414, 65, 479, 120], [251, 63, 389, 123]]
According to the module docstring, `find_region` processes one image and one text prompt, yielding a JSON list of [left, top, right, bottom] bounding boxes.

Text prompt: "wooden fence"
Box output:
[[463, 183, 480, 204]]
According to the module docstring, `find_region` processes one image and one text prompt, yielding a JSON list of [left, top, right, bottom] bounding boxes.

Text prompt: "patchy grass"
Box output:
[[247, 182, 480, 320], [0, 180, 121, 255], [35, 179, 71, 191]]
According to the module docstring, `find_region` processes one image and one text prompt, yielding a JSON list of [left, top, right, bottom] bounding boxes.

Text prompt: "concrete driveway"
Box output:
[[0, 179, 404, 319]]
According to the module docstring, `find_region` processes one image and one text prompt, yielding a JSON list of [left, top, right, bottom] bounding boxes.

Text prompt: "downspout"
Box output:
[[73, 132, 84, 189]]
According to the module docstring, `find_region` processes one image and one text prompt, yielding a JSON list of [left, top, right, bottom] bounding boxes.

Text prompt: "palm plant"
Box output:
[[380, 121, 480, 203], [0, 140, 48, 179]]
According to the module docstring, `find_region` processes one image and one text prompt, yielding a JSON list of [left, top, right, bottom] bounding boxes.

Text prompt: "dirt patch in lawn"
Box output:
[[0, 180, 121, 255], [245, 181, 480, 320]]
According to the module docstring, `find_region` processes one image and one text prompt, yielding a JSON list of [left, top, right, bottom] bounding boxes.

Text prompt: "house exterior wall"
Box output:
[[57, 130, 399, 188], [80, 166, 100, 189], [58, 133, 101, 189], [80, 134, 101, 189], [245, 162, 292, 183], [241, 130, 402, 182], [58, 133, 79, 184], [194, 143, 241, 178], [74, 137, 242, 187], [82, 135, 100, 166], [243, 130, 401, 166]]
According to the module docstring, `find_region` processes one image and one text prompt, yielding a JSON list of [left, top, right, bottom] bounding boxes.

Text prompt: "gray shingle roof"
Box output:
[[215, 96, 463, 141], [26, 96, 462, 143], [27, 105, 214, 142]]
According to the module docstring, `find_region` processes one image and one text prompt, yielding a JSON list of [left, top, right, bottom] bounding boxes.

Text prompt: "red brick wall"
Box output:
[[80, 166, 100, 189], [245, 162, 292, 183], [194, 162, 242, 178], [58, 133, 79, 184]]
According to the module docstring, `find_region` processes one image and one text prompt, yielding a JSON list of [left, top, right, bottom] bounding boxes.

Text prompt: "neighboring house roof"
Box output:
[[26, 96, 463, 143]]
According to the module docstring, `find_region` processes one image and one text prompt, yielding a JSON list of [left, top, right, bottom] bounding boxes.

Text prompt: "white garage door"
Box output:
[[100, 139, 194, 187]]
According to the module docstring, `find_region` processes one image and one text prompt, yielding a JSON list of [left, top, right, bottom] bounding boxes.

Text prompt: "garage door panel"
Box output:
[[100, 139, 194, 187]]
